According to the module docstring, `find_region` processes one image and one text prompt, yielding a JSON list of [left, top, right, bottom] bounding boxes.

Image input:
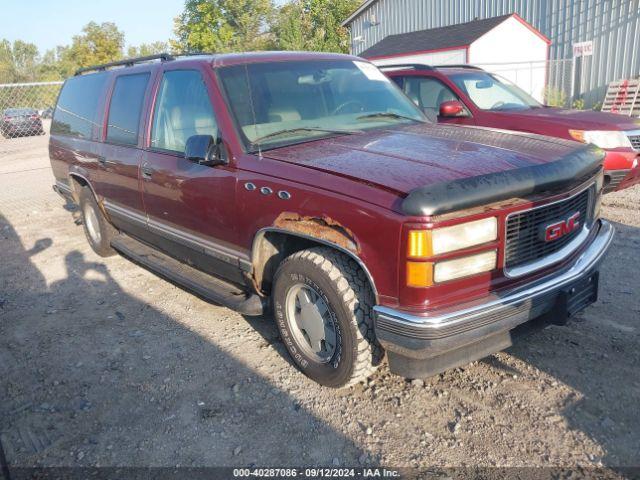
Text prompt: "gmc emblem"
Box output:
[[541, 212, 581, 242]]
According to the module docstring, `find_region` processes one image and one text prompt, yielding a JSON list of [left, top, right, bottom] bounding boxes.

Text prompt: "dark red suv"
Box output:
[[383, 64, 640, 193], [50, 52, 613, 387]]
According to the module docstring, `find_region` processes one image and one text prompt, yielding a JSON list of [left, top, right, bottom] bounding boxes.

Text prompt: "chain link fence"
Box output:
[[474, 57, 610, 112], [0, 81, 63, 152]]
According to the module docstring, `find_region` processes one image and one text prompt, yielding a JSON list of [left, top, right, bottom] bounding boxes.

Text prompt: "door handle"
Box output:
[[97, 155, 106, 165], [141, 164, 153, 179]]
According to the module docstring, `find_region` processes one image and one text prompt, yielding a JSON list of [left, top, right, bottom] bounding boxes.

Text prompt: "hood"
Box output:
[[495, 106, 640, 131], [265, 123, 603, 203]]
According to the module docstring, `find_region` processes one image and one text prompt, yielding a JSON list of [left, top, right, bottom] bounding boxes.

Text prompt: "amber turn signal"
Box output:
[[407, 230, 432, 258], [406, 261, 433, 288]]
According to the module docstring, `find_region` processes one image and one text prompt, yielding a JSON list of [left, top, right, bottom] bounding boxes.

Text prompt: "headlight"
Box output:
[[407, 217, 497, 257], [569, 130, 632, 149], [405, 218, 498, 287], [434, 250, 497, 283]]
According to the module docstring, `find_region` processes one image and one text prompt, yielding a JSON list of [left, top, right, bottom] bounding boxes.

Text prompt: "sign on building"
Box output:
[[573, 41, 593, 57]]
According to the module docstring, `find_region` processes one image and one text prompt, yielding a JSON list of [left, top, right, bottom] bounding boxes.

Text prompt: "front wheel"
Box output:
[[272, 247, 382, 388]]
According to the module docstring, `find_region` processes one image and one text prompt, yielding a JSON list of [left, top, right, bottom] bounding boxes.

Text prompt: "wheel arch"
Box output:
[[68, 172, 93, 201], [68, 172, 112, 222], [251, 227, 379, 303]]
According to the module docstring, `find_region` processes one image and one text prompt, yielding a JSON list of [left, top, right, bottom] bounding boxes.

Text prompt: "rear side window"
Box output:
[[106, 73, 150, 146], [151, 70, 218, 154], [52, 73, 109, 139]]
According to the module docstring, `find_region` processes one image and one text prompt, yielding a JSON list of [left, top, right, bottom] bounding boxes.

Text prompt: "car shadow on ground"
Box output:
[[484, 220, 640, 468], [0, 212, 368, 467]]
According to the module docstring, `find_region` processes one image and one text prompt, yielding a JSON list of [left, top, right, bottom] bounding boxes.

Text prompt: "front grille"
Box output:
[[505, 187, 593, 270], [628, 134, 640, 150]]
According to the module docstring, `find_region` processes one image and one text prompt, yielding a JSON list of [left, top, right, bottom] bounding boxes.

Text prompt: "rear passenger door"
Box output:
[[140, 67, 243, 284], [100, 71, 152, 233]]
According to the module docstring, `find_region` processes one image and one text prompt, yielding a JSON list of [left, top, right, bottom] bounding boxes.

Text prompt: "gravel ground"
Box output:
[[1, 131, 639, 472]]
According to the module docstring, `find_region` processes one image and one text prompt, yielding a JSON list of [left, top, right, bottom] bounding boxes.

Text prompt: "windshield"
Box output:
[[217, 59, 427, 151], [449, 71, 541, 111]]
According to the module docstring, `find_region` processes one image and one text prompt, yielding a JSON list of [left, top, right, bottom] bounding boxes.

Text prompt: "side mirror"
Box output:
[[184, 134, 226, 166], [439, 100, 469, 118]]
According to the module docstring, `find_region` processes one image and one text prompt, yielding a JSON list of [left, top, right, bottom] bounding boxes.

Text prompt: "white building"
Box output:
[[362, 14, 550, 101], [343, 0, 640, 108]]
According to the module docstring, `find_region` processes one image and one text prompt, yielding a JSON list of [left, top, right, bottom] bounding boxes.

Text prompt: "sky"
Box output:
[[0, 0, 186, 53]]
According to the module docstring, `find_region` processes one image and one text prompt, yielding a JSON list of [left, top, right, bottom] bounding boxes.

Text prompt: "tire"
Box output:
[[78, 186, 117, 257], [272, 247, 382, 388]]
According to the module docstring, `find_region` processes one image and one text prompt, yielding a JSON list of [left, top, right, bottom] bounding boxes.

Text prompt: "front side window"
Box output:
[[450, 72, 541, 111], [217, 60, 426, 151], [401, 77, 460, 121], [151, 70, 218, 154], [106, 73, 150, 146]]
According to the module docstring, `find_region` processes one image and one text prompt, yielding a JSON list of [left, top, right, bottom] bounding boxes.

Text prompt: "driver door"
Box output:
[[140, 66, 245, 284]]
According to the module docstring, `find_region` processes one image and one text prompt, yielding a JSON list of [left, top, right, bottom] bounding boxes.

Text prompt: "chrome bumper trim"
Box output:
[[374, 220, 613, 333]]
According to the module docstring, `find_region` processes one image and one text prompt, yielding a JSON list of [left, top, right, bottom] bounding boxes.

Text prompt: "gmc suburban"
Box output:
[[50, 52, 613, 387]]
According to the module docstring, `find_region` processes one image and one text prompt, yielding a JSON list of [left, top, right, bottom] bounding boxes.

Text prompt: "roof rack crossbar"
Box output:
[[74, 53, 175, 76]]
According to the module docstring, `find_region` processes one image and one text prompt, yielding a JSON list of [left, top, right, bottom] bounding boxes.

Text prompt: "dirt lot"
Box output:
[[1, 131, 639, 472]]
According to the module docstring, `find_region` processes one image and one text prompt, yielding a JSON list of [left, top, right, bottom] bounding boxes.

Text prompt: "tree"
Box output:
[[37, 49, 65, 81], [60, 22, 125, 75], [127, 41, 170, 58], [172, 0, 275, 53], [273, 0, 359, 53], [272, 2, 309, 51], [0, 40, 15, 83], [0, 39, 41, 83]]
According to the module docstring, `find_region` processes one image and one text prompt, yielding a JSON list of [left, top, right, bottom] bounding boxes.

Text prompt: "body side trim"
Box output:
[[102, 199, 250, 270]]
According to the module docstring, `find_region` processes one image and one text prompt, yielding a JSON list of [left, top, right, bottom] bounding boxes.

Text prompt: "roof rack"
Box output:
[[74, 53, 175, 76], [432, 64, 484, 70], [172, 51, 216, 58], [377, 63, 434, 71], [376, 63, 485, 72]]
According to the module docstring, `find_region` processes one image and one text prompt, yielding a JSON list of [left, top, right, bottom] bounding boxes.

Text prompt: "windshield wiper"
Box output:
[[251, 127, 359, 145], [357, 112, 425, 123]]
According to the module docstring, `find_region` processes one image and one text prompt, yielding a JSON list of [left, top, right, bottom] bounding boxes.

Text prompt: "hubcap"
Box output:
[[285, 283, 337, 363], [84, 204, 101, 245]]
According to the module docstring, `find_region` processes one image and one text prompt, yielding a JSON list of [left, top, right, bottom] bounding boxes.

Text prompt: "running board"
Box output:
[[111, 235, 266, 316]]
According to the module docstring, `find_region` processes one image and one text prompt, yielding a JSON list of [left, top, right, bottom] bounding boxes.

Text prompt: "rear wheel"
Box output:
[[272, 247, 382, 388], [78, 186, 117, 257]]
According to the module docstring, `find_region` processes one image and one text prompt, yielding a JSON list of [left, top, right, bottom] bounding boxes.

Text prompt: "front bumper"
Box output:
[[603, 150, 640, 192], [373, 219, 614, 378], [604, 167, 640, 192]]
